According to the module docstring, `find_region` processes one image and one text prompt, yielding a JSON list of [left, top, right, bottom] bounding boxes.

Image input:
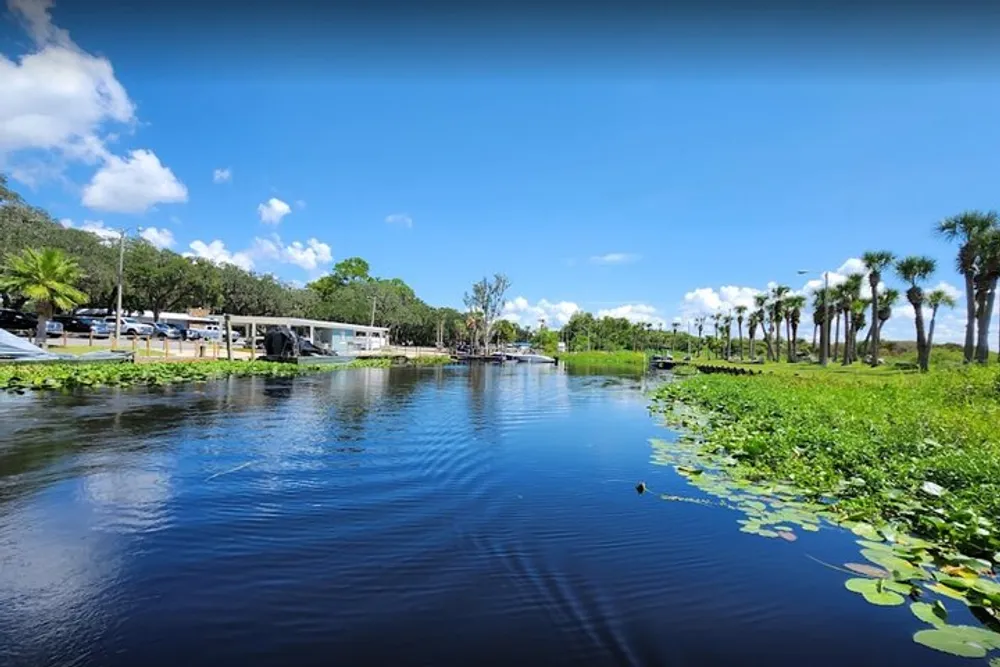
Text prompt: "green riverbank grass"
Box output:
[[651, 365, 1000, 658], [561, 351, 650, 369], [0, 355, 453, 392]]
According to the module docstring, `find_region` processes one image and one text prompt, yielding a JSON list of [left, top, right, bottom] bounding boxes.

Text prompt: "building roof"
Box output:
[[224, 314, 389, 334]]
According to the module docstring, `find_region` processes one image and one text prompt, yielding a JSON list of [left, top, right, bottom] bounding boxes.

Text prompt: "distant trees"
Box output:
[[462, 273, 510, 354]]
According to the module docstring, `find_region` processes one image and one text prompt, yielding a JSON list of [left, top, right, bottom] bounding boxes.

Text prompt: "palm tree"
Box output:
[[839, 274, 864, 366], [670, 320, 679, 353], [972, 228, 1000, 363], [722, 314, 733, 359], [895, 255, 936, 372], [850, 298, 870, 364], [862, 250, 895, 367], [748, 310, 761, 361], [734, 304, 747, 360], [710, 312, 722, 359], [785, 295, 806, 362], [926, 288, 956, 358], [937, 210, 999, 362], [753, 293, 771, 360], [0, 247, 88, 347], [770, 285, 790, 361], [811, 287, 830, 358], [695, 315, 706, 357], [830, 284, 845, 360]]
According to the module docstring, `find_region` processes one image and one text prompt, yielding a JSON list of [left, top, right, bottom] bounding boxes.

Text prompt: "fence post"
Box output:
[[164, 338, 169, 357], [132, 336, 137, 353], [146, 336, 151, 357], [89, 330, 94, 347], [62, 330, 68, 347]]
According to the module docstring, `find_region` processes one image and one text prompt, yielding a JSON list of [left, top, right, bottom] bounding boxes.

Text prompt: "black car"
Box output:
[[0, 308, 38, 333], [54, 314, 106, 335]]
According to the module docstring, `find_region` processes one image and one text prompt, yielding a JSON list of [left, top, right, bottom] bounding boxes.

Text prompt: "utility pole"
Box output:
[[114, 229, 126, 344], [368, 296, 377, 351]]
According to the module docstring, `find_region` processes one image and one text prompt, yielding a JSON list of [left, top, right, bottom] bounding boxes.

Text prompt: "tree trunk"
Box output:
[[975, 278, 997, 364], [911, 293, 929, 372], [749, 330, 755, 361], [812, 324, 818, 351], [927, 304, 939, 351], [737, 322, 744, 360], [841, 309, 851, 366], [869, 275, 880, 367], [785, 317, 792, 362], [34, 301, 50, 348], [791, 322, 800, 359], [764, 325, 774, 361], [833, 312, 841, 361], [963, 271, 976, 363]]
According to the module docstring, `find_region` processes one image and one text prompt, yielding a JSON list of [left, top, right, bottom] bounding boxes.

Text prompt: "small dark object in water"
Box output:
[[635, 481, 647, 495]]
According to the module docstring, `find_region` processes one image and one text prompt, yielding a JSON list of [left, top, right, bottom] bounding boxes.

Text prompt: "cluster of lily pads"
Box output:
[[648, 423, 1000, 660]]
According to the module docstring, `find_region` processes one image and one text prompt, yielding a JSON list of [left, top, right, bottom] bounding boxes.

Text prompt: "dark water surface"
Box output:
[[0, 365, 967, 666]]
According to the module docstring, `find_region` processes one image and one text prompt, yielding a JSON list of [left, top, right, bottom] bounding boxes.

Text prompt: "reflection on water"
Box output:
[[0, 365, 965, 667]]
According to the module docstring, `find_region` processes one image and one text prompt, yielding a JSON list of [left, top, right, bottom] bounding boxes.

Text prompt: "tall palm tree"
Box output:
[[839, 274, 864, 366], [830, 284, 845, 361], [753, 293, 771, 360], [862, 250, 895, 367], [926, 288, 956, 357], [811, 287, 830, 358], [770, 285, 789, 361], [849, 298, 870, 364], [895, 255, 937, 372], [972, 228, 1000, 363], [748, 310, 761, 361], [0, 247, 88, 347], [734, 304, 747, 360], [937, 210, 999, 362], [785, 295, 806, 362], [722, 314, 733, 359], [695, 315, 706, 357], [711, 312, 722, 358]]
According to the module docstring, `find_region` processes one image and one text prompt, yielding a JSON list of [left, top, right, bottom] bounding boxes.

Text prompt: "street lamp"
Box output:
[[797, 269, 830, 366], [113, 226, 143, 344]]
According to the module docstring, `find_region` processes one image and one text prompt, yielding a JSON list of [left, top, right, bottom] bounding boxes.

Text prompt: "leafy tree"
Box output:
[[0, 247, 88, 346], [462, 273, 510, 354]]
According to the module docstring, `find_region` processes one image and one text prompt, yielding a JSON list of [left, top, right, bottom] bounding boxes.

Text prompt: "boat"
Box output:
[[0, 328, 134, 365], [509, 351, 557, 364], [649, 354, 676, 370]]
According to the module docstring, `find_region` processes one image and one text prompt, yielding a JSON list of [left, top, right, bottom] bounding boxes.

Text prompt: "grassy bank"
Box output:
[[0, 355, 453, 392], [345, 355, 453, 368], [561, 351, 649, 369], [652, 366, 1000, 557]]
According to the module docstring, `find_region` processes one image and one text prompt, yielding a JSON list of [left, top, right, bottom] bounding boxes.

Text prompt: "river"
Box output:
[[0, 365, 968, 666]]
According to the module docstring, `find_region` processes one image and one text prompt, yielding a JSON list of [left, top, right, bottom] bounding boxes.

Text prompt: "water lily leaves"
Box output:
[[910, 601, 948, 627], [990, 658, 1000, 667], [845, 562, 890, 579], [777, 531, 797, 542], [860, 549, 931, 581], [926, 583, 970, 603], [674, 465, 703, 476], [940, 565, 979, 580], [845, 577, 906, 606], [912, 626, 1000, 658], [851, 522, 882, 541]]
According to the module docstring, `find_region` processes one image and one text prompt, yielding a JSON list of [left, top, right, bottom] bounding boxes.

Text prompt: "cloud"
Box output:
[[681, 285, 762, 319], [0, 0, 133, 162], [139, 226, 175, 249], [249, 234, 334, 271], [81, 149, 187, 213], [501, 297, 580, 328], [212, 167, 231, 183], [385, 213, 413, 228], [590, 252, 639, 265], [184, 240, 253, 271], [59, 217, 121, 242], [929, 281, 961, 301], [257, 197, 291, 225], [597, 303, 667, 328]]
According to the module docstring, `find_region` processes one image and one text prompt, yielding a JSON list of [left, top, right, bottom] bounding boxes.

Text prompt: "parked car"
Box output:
[[54, 314, 111, 337], [103, 316, 155, 337], [45, 320, 64, 337], [152, 322, 181, 339], [0, 308, 38, 333], [193, 324, 240, 343]]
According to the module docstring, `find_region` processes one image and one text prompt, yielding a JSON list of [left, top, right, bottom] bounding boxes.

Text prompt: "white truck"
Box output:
[[190, 323, 240, 343]]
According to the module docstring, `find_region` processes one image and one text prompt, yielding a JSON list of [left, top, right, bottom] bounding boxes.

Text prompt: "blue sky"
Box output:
[[2, 0, 999, 343]]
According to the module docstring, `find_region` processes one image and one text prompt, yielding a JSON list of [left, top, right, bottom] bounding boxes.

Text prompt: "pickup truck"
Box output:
[[190, 324, 240, 343]]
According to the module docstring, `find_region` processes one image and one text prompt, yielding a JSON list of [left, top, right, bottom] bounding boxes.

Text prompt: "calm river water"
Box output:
[[0, 365, 970, 666]]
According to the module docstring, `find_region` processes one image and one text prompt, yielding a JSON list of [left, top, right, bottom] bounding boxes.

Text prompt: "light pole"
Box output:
[[798, 269, 830, 366], [113, 226, 143, 345]]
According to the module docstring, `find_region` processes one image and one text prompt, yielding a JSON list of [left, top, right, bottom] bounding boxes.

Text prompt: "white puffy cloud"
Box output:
[[590, 252, 639, 265], [59, 217, 121, 242], [257, 197, 291, 225], [597, 303, 667, 328], [184, 240, 253, 271], [1, 0, 187, 210], [249, 234, 334, 271], [929, 281, 961, 301], [681, 285, 762, 319], [81, 149, 187, 213], [385, 213, 413, 228], [212, 167, 231, 183], [139, 226, 174, 249], [501, 297, 580, 328]]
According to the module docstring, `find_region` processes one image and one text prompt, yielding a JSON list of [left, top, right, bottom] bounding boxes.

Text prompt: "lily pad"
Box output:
[[860, 549, 931, 581], [844, 578, 905, 606], [777, 531, 797, 542], [850, 522, 882, 541], [926, 583, 970, 603], [912, 626, 1000, 658], [910, 601, 948, 627], [845, 563, 890, 579]]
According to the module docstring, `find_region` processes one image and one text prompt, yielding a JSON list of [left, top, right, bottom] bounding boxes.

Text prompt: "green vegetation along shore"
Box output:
[[651, 365, 1000, 658], [0, 356, 452, 392]]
